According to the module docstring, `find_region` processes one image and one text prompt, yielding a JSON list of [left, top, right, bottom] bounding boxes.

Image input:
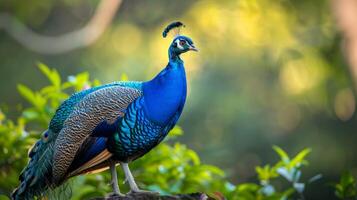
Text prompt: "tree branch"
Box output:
[[0, 0, 122, 54], [91, 193, 211, 200]]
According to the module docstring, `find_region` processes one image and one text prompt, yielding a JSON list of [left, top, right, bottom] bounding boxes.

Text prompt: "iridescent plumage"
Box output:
[[12, 22, 197, 199]]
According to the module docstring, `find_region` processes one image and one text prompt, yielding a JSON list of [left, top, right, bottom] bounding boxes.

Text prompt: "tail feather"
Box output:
[[12, 130, 56, 200], [12, 131, 114, 199]]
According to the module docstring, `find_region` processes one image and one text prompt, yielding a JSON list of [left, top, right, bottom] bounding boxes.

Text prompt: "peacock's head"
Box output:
[[163, 22, 198, 58], [170, 35, 198, 54]]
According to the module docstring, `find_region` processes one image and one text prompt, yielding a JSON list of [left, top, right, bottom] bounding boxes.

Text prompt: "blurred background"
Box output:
[[1, 0, 357, 199]]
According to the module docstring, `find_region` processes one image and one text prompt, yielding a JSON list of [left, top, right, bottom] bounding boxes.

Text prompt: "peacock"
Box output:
[[12, 21, 197, 199]]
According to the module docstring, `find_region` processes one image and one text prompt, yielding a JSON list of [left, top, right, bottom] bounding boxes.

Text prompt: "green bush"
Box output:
[[0, 64, 353, 200], [334, 172, 357, 200]]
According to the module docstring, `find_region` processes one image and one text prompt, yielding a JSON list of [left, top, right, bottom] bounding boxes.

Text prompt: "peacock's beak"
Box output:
[[189, 45, 198, 52]]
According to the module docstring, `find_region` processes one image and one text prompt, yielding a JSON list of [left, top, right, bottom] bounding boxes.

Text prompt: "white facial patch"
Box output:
[[176, 40, 184, 50]]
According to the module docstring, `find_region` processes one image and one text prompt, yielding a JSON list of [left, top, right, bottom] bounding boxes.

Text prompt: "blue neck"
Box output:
[[168, 45, 181, 61], [142, 48, 187, 125]]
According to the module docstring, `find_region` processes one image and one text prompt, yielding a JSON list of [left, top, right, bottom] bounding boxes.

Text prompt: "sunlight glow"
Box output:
[[280, 53, 328, 95], [334, 88, 355, 121]]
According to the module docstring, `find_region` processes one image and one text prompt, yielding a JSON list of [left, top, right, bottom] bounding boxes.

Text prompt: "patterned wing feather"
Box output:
[[50, 81, 142, 133], [52, 86, 142, 183]]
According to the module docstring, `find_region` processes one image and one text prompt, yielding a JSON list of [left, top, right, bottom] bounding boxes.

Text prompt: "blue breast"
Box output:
[[142, 60, 187, 125]]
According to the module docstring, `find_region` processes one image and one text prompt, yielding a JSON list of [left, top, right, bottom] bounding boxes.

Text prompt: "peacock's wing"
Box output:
[[52, 85, 142, 183], [49, 81, 142, 134]]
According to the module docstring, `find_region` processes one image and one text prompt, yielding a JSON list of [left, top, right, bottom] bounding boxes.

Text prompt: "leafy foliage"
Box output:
[[334, 172, 357, 200], [0, 64, 351, 200], [232, 146, 317, 200]]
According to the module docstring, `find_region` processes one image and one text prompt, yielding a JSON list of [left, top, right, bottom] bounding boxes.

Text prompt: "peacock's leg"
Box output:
[[121, 162, 159, 194], [110, 162, 125, 196]]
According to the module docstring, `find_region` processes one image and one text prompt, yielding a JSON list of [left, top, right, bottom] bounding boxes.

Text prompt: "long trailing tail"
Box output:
[[12, 130, 57, 200]]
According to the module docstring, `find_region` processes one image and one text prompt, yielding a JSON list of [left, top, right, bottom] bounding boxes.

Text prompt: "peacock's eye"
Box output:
[[179, 40, 186, 46]]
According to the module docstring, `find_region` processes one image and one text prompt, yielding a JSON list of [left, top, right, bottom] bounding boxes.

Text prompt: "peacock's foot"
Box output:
[[128, 189, 160, 195], [107, 192, 126, 197]]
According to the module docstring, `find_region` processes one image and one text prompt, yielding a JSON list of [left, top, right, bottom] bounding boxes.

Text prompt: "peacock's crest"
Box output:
[[162, 21, 185, 38]]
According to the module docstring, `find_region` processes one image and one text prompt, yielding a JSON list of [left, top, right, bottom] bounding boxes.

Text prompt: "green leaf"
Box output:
[[273, 145, 290, 163], [22, 108, 39, 120], [334, 172, 357, 199], [170, 126, 183, 136], [71, 72, 90, 91], [120, 73, 129, 81], [186, 149, 201, 165], [200, 165, 225, 177], [0, 110, 4, 122], [93, 79, 101, 87], [289, 148, 311, 169], [38, 63, 61, 88], [17, 84, 36, 106]]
